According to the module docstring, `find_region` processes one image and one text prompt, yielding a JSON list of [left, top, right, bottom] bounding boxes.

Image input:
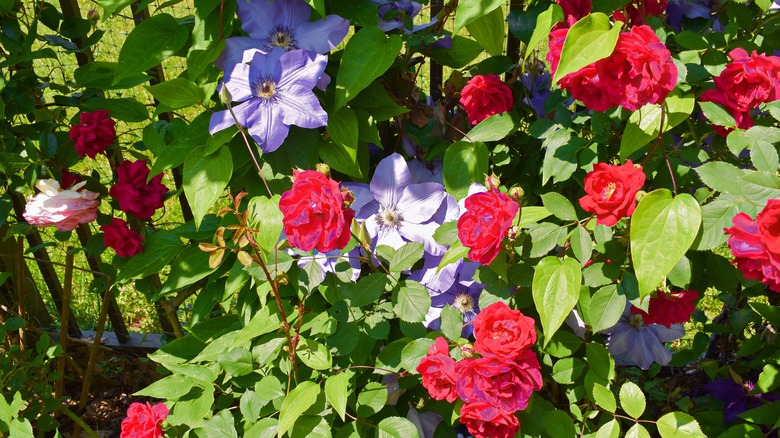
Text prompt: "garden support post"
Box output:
[[55, 247, 73, 399]]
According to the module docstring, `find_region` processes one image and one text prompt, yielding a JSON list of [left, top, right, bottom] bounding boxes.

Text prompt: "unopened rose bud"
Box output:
[[460, 344, 475, 359], [87, 8, 99, 21], [315, 162, 331, 178], [508, 186, 524, 203], [507, 225, 520, 240], [485, 174, 500, 190], [635, 190, 647, 204]]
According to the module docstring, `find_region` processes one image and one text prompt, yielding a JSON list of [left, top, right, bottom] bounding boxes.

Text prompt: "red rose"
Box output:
[[109, 160, 168, 220], [120, 402, 168, 438], [630, 290, 699, 328], [557, 0, 592, 22], [460, 74, 514, 125], [700, 88, 754, 137], [613, 0, 669, 26], [558, 65, 615, 112], [713, 48, 780, 113], [579, 161, 646, 227], [455, 350, 542, 412], [547, 27, 568, 77], [279, 170, 354, 253], [60, 169, 84, 190], [457, 189, 518, 265], [101, 218, 144, 258], [724, 201, 780, 293], [416, 337, 458, 402], [459, 402, 520, 438], [473, 301, 537, 357], [69, 110, 116, 159]]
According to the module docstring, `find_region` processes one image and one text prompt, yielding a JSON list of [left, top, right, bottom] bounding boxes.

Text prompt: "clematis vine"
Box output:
[[215, 0, 348, 74], [210, 48, 328, 153], [348, 153, 456, 256]]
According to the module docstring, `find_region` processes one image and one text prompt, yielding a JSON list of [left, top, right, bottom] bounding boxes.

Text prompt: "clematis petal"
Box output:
[[295, 15, 350, 54], [245, 103, 290, 153], [237, 0, 285, 40], [223, 63, 254, 102], [376, 226, 407, 250], [277, 50, 328, 90], [370, 153, 411, 209], [249, 49, 284, 82], [398, 220, 446, 256], [214, 37, 265, 74], [208, 100, 258, 134], [277, 85, 328, 129], [397, 182, 447, 223]]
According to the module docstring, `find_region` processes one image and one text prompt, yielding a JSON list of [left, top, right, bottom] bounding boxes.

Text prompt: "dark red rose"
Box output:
[[714, 48, 780, 113], [460, 74, 514, 125], [69, 110, 116, 159], [473, 301, 537, 357], [700, 88, 755, 137], [279, 170, 354, 253], [579, 161, 646, 227], [725, 201, 780, 293], [630, 290, 699, 328], [457, 188, 518, 265], [613, 0, 669, 26], [60, 169, 84, 190], [120, 402, 168, 438], [416, 337, 458, 402], [101, 218, 144, 258], [460, 402, 520, 438], [109, 160, 168, 220], [455, 350, 542, 412], [557, 0, 591, 22]]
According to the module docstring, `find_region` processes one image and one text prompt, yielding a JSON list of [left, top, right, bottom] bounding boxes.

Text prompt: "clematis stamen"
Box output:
[[267, 26, 297, 50]]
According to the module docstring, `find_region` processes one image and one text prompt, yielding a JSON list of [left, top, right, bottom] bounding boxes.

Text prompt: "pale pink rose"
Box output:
[[23, 179, 100, 231]]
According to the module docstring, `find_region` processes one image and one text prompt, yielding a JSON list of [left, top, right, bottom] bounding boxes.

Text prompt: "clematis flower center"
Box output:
[[629, 314, 644, 328], [252, 78, 278, 100], [376, 206, 403, 229], [267, 26, 297, 50], [452, 293, 474, 314], [602, 182, 617, 200]]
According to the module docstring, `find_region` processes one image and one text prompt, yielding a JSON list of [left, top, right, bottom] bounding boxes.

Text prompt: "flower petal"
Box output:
[[245, 103, 290, 153], [214, 37, 265, 73], [397, 182, 446, 223], [224, 63, 254, 102], [208, 100, 258, 134], [295, 15, 350, 54], [371, 153, 411, 209], [277, 85, 328, 129], [278, 50, 328, 90]]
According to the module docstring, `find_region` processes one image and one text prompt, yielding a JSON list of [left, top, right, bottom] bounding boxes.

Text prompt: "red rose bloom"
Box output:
[[457, 188, 519, 265], [416, 337, 458, 402], [473, 301, 537, 357], [714, 48, 780, 113], [630, 290, 699, 328], [724, 199, 780, 293], [279, 170, 355, 253], [120, 402, 168, 438], [460, 74, 514, 125], [109, 160, 168, 220], [557, 0, 592, 22], [101, 218, 144, 258], [700, 88, 755, 137], [459, 402, 520, 438], [579, 161, 646, 227], [455, 350, 543, 412], [69, 110, 116, 159], [60, 169, 84, 190], [613, 0, 669, 26]]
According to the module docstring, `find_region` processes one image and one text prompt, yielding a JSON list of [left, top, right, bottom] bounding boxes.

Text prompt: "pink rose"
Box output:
[[416, 337, 458, 402], [457, 188, 519, 265], [101, 218, 144, 257], [459, 74, 514, 125], [459, 402, 520, 438], [110, 160, 168, 220], [23, 179, 99, 232], [473, 301, 537, 358], [69, 110, 116, 159], [724, 199, 780, 293], [278, 170, 354, 253], [455, 350, 543, 412], [120, 402, 168, 438], [579, 161, 646, 227]]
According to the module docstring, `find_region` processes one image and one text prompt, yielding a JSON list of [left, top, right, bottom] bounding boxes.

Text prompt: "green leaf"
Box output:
[[393, 281, 432, 323], [116, 231, 182, 283], [552, 357, 586, 384], [158, 245, 217, 297], [533, 256, 582, 346], [465, 6, 505, 56], [277, 381, 321, 437], [553, 13, 621, 85], [202, 410, 238, 438], [592, 383, 616, 413], [82, 98, 148, 122], [335, 28, 402, 109], [727, 126, 780, 156], [454, 0, 503, 30], [303, 0, 325, 17], [630, 190, 701, 299], [595, 419, 621, 438], [700, 101, 736, 128], [429, 35, 484, 69], [97, 0, 135, 17], [218, 348, 254, 377], [626, 423, 652, 438], [325, 373, 349, 421], [620, 91, 695, 159], [541, 192, 578, 221], [619, 381, 646, 419], [756, 364, 780, 393], [433, 221, 459, 246], [438, 240, 469, 272], [751, 139, 780, 172], [350, 81, 409, 121], [466, 112, 520, 143], [656, 412, 705, 438], [691, 194, 742, 251], [0, 153, 29, 172], [542, 128, 584, 185], [750, 302, 780, 327], [247, 195, 284, 255], [401, 338, 436, 372], [135, 374, 194, 400], [440, 305, 463, 342], [327, 107, 358, 150], [297, 337, 332, 371], [588, 285, 625, 332], [390, 242, 424, 272], [695, 162, 746, 194], [525, 4, 564, 62], [146, 78, 205, 109], [319, 138, 368, 179], [738, 401, 780, 425], [184, 146, 232, 228], [357, 382, 388, 416], [187, 39, 225, 81], [443, 141, 489, 199], [73, 62, 151, 89], [115, 13, 189, 84], [571, 224, 592, 265], [340, 273, 387, 307], [740, 171, 780, 206], [377, 417, 419, 438], [519, 206, 552, 228]]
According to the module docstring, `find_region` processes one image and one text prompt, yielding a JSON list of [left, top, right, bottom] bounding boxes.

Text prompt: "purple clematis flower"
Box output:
[[209, 48, 328, 153], [666, 0, 714, 31], [704, 378, 780, 424], [371, 0, 422, 31], [520, 71, 551, 119], [602, 303, 684, 370], [215, 0, 349, 74], [348, 153, 456, 256]]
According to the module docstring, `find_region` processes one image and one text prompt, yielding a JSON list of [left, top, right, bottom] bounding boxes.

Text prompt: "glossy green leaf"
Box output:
[[443, 141, 489, 199], [552, 357, 586, 384], [541, 192, 578, 221], [626, 424, 652, 438], [630, 190, 701, 299], [553, 13, 621, 84], [183, 146, 233, 228], [592, 383, 616, 413], [700, 101, 737, 128], [571, 224, 592, 265], [390, 242, 424, 272], [533, 256, 582, 346], [589, 285, 625, 332], [115, 13, 188, 84], [454, 0, 504, 30], [377, 417, 419, 438], [595, 419, 620, 438], [438, 240, 470, 272], [116, 231, 182, 283], [393, 281, 431, 323], [619, 381, 646, 418], [247, 195, 284, 256], [525, 4, 564, 62], [146, 78, 205, 109], [691, 194, 742, 251], [440, 305, 463, 342], [429, 35, 484, 68], [357, 382, 387, 416], [466, 112, 521, 143], [297, 337, 332, 371], [465, 6, 505, 56], [335, 27, 402, 109], [319, 138, 368, 179], [620, 91, 695, 159], [695, 162, 746, 194], [400, 338, 435, 373], [218, 348, 253, 377], [656, 411, 705, 438], [82, 98, 148, 122], [134, 374, 193, 400], [324, 372, 349, 421], [158, 245, 217, 297], [277, 381, 321, 437]]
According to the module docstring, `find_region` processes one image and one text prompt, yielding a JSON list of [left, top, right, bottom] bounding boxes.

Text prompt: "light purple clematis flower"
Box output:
[[215, 0, 349, 74], [348, 153, 456, 256], [602, 304, 684, 370], [371, 0, 422, 31], [209, 48, 328, 153]]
